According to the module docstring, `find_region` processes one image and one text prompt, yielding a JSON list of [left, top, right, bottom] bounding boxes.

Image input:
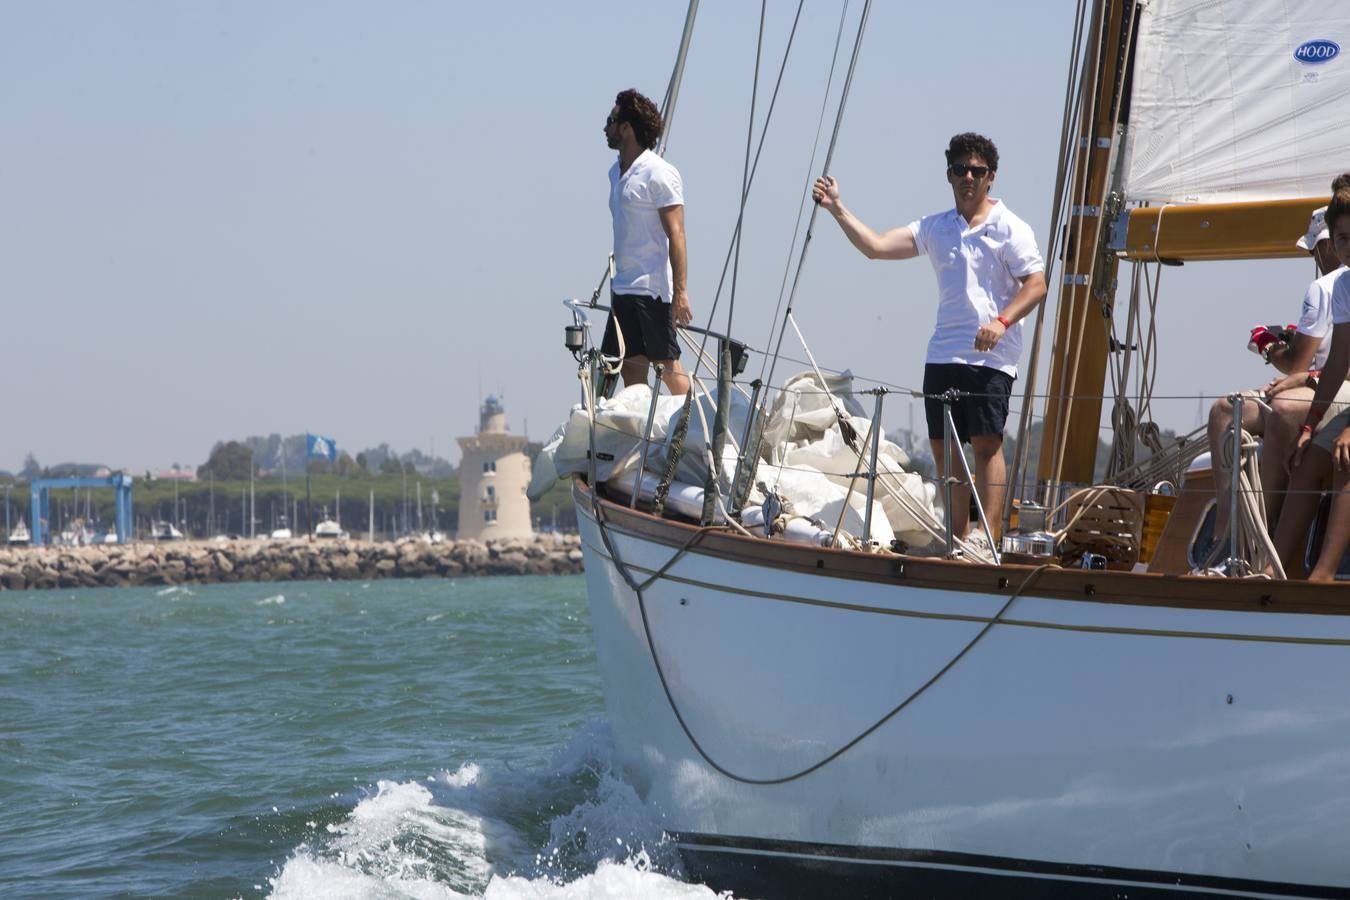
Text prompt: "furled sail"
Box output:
[[1122, 0, 1350, 203]]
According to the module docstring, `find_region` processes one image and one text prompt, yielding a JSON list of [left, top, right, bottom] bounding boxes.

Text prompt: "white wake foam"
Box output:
[[267, 721, 740, 899]]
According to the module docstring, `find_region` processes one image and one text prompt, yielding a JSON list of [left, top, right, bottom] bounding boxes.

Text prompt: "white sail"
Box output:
[[1122, 0, 1350, 203]]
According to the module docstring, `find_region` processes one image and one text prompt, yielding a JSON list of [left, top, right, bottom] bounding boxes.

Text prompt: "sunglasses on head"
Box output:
[[948, 163, 990, 179]]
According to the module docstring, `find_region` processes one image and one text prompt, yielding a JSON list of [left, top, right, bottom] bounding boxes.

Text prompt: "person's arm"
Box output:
[[1263, 368, 1318, 399], [658, 204, 692, 326], [974, 271, 1048, 352], [1290, 322, 1350, 470], [1266, 332, 1322, 375], [812, 175, 919, 260]]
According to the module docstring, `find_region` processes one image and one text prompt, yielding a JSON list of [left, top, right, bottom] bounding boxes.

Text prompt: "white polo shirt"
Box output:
[[907, 200, 1044, 376], [1335, 268, 1350, 322], [1299, 265, 1346, 370], [610, 149, 683, 303]]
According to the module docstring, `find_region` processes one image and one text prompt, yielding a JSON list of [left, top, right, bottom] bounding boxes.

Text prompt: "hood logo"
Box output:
[[1294, 39, 1340, 64]]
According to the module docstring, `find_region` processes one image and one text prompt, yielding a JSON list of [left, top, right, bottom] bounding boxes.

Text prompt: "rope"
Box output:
[[1198, 424, 1286, 579], [690, 0, 807, 381], [760, 0, 873, 411], [1008, 0, 1093, 509], [758, 0, 853, 383]]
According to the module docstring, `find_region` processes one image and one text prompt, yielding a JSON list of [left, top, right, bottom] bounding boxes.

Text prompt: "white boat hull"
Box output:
[[576, 488, 1350, 898]]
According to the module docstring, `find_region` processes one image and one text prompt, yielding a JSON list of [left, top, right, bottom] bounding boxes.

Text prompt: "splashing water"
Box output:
[[268, 722, 736, 899]]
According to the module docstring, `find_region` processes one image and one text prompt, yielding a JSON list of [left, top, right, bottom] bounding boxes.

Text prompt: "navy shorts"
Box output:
[[922, 363, 1014, 443], [600, 293, 681, 362]]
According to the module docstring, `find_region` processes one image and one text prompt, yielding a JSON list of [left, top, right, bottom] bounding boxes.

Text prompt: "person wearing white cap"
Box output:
[[1200, 202, 1348, 564], [1273, 185, 1350, 578]]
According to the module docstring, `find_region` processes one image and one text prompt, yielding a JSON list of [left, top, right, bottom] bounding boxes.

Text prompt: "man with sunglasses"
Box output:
[[813, 132, 1047, 544], [600, 88, 692, 395]]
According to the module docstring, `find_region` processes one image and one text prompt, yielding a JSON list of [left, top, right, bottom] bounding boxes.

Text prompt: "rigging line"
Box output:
[[1041, 2, 1114, 498], [761, 0, 873, 410], [657, 0, 700, 156], [689, 0, 808, 384], [758, 0, 852, 383], [1044, 0, 1114, 497], [726, 0, 767, 349], [1009, 0, 1092, 509], [1045, 0, 1142, 497]]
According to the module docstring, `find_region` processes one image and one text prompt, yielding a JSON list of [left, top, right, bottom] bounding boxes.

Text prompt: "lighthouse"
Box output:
[[456, 395, 533, 540]]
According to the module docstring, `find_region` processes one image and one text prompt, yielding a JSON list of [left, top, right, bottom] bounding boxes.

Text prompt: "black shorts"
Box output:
[[600, 293, 681, 362], [922, 363, 1014, 443]]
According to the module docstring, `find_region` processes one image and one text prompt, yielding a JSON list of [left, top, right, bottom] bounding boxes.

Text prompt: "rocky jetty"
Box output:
[[0, 534, 584, 591]]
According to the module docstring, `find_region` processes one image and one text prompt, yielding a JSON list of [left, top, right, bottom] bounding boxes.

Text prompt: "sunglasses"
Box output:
[[605, 114, 621, 127], [948, 163, 991, 179]]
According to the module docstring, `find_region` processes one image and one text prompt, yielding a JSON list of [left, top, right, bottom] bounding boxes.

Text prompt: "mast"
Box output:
[[656, 0, 699, 156], [1038, 0, 1343, 493], [1037, 0, 1136, 491]]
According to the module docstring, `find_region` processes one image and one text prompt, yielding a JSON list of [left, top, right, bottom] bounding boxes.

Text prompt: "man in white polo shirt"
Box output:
[[600, 88, 691, 395], [813, 132, 1047, 542]]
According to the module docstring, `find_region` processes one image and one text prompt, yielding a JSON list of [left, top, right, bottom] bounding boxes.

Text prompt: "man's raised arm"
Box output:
[[812, 175, 919, 260]]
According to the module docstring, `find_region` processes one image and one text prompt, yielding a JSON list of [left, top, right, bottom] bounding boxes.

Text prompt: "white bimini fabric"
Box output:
[[1123, 0, 1350, 203], [1299, 265, 1346, 370], [907, 200, 1044, 376], [609, 149, 683, 303]]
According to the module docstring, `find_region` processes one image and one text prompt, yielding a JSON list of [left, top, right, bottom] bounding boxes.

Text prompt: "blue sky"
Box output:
[[0, 1, 1308, 472]]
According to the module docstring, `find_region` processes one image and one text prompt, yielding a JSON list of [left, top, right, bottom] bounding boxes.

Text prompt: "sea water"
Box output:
[[0, 576, 735, 898]]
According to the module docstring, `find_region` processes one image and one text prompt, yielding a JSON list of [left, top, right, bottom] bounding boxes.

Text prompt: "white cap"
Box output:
[[1297, 206, 1329, 250]]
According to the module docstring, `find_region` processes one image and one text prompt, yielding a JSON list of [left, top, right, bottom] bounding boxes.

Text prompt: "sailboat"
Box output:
[[271, 452, 293, 540], [546, 1, 1350, 896], [7, 516, 31, 545]]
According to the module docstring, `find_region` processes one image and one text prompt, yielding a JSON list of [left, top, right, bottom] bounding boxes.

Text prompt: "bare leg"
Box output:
[[620, 355, 650, 388], [1206, 395, 1266, 540], [1270, 445, 1331, 575], [970, 433, 1007, 542], [1309, 470, 1350, 582], [653, 358, 690, 395], [1262, 389, 1312, 530], [930, 437, 971, 539]]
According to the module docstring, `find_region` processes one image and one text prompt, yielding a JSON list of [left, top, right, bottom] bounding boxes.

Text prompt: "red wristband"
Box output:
[[1301, 424, 1315, 435], [996, 315, 1012, 328]]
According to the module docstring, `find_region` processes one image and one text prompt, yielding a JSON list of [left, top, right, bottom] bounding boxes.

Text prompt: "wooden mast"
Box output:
[[1037, 0, 1135, 489]]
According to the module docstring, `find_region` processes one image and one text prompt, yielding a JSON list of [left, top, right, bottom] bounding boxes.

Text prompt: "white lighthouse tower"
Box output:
[[456, 395, 533, 540]]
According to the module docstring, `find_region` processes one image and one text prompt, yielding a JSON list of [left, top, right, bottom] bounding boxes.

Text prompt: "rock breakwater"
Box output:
[[0, 535, 584, 591]]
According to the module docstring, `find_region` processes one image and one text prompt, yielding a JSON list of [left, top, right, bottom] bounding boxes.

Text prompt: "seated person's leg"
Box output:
[[1263, 388, 1313, 529], [1271, 446, 1332, 575], [1309, 470, 1350, 582], [1281, 407, 1350, 574]]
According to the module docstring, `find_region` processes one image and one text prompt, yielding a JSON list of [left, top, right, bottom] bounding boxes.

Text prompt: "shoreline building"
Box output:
[[456, 395, 533, 540]]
